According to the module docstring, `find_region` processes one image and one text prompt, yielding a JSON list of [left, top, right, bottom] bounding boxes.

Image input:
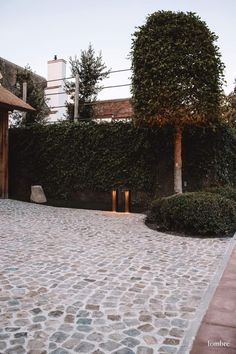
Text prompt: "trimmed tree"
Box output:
[[65, 44, 110, 121], [131, 11, 225, 193], [224, 83, 236, 127]]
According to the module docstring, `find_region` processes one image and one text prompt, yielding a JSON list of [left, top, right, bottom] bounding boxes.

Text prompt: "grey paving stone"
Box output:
[[109, 332, 125, 341], [138, 324, 154, 332], [121, 336, 140, 348], [10, 338, 25, 345], [158, 328, 169, 336], [99, 340, 121, 351], [113, 348, 135, 354], [123, 329, 141, 337], [5, 327, 20, 332], [14, 332, 28, 338], [0, 333, 10, 340], [86, 304, 100, 311], [0, 200, 231, 353], [107, 314, 121, 321], [169, 328, 184, 338], [49, 331, 69, 343], [5, 345, 25, 354], [74, 341, 95, 352], [159, 346, 177, 353], [143, 335, 158, 345], [76, 318, 92, 325], [137, 347, 154, 354], [31, 308, 42, 315], [76, 310, 90, 317], [50, 349, 70, 354], [33, 315, 47, 323], [62, 338, 79, 349], [76, 325, 93, 332], [163, 337, 180, 346], [49, 342, 57, 350], [59, 324, 74, 332], [48, 310, 64, 317], [0, 341, 7, 350], [64, 314, 74, 323], [87, 332, 104, 342], [139, 315, 152, 322], [171, 318, 188, 328]]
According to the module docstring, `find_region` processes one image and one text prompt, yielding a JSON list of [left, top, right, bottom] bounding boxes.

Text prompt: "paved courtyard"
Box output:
[[0, 200, 232, 354]]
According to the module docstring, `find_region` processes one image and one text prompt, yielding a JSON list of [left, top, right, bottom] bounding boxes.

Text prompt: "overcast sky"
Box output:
[[1, 0, 235, 99]]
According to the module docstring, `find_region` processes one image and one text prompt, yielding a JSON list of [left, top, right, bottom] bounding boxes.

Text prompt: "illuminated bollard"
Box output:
[[112, 188, 131, 213], [111, 189, 118, 212], [124, 189, 130, 213]]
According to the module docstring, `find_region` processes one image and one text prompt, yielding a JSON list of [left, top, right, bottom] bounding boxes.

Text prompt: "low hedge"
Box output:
[[148, 192, 236, 236], [205, 186, 236, 202]]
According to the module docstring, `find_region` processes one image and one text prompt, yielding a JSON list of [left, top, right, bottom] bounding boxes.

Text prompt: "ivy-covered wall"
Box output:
[[9, 122, 236, 209]]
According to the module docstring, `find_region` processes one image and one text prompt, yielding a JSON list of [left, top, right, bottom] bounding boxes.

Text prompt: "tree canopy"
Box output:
[[223, 83, 236, 126], [131, 11, 225, 126], [12, 66, 50, 127]]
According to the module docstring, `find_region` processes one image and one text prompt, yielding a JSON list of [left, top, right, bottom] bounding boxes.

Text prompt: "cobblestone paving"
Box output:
[[0, 200, 230, 354]]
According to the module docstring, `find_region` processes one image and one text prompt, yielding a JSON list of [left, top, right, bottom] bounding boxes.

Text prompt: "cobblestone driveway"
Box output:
[[0, 200, 230, 354]]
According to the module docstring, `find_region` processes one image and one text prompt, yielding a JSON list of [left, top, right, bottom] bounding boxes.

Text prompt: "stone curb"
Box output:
[[177, 231, 236, 354]]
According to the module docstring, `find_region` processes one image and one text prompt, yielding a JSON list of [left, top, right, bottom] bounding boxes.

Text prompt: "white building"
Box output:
[[45, 58, 68, 123]]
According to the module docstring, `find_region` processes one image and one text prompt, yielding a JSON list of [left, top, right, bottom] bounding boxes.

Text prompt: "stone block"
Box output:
[[30, 185, 47, 204]]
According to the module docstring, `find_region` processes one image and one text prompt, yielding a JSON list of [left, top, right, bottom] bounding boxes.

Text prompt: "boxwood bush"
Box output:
[[148, 192, 236, 236], [205, 186, 236, 202]]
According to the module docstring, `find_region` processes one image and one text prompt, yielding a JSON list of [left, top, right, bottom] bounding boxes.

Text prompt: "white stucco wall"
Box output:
[[45, 59, 68, 122]]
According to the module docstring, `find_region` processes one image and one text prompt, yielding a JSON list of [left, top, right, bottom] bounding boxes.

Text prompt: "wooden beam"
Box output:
[[0, 109, 8, 198]]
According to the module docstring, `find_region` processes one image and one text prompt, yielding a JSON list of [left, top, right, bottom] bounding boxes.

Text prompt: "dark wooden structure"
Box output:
[[0, 85, 35, 198]]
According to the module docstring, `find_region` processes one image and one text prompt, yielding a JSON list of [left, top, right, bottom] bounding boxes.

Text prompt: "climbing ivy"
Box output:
[[9, 121, 236, 201]]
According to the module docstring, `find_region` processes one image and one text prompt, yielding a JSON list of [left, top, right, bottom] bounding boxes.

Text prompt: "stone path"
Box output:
[[0, 200, 231, 353]]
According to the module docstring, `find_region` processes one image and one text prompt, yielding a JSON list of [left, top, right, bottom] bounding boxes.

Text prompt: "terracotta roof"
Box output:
[[94, 98, 133, 120], [0, 85, 35, 112]]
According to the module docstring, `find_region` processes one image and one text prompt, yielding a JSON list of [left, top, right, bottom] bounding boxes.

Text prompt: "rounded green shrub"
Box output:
[[148, 192, 236, 236], [205, 186, 236, 202]]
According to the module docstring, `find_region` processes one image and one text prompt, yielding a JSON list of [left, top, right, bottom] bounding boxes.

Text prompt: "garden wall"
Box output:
[[9, 122, 236, 211]]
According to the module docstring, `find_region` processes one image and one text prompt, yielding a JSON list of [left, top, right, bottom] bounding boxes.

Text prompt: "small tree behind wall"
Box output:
[[131, 11, 225, 193], [12, 66, 50, 127], [65, 44, 110, 121]]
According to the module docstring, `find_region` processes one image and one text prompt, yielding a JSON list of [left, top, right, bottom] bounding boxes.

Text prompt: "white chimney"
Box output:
[[45, 57, 68, 122]]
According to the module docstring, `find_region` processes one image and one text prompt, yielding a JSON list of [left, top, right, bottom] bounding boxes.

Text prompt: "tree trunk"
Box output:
[[174, 125, 182, 194]]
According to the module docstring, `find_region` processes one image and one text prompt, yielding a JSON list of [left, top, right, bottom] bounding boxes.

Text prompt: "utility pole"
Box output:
[[74, 73, 79, 121]]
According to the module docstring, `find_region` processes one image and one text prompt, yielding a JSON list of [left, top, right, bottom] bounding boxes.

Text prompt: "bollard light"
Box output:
[[112, 189, 118, 212], [124, 189, 130, 213]]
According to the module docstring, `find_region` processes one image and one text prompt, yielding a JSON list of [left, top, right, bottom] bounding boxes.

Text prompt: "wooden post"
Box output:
[[22, 82, 27, 102], [0, 110, 9, 198], [22, 81, 27, 121], [74, 73, 79, 121]]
